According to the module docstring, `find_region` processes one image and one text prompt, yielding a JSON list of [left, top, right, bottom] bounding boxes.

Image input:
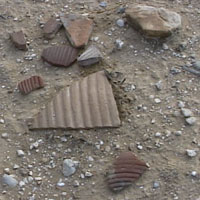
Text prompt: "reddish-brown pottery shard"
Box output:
[[107, 152, 148, 192], [28, 71, 121, 130], [41, 45, 78, 67], [43, 18, 62, 39], [61, 15, 93, 48], [10, 31, 27, 50], [18, 76, 44, 94]]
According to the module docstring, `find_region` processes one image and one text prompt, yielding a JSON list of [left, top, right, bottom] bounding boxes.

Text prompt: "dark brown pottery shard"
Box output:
[[41, 45, 78, 67], [43, 18, 62, 39], [28, 71, 121, 130], [10, 31, 27, 50], [107, 152, 148, 192], [18, 76, 44, 94], [61, 15, 93, 48]]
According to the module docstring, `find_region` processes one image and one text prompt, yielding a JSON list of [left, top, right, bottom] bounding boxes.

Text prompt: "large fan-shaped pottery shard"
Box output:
[[18, 76, 44, 94], [107, 152, 148, 192], [28, 71, 121, 130], [41, 45, 78, 67], [61, 14, 93, 48], [77, 45, 102, 67]]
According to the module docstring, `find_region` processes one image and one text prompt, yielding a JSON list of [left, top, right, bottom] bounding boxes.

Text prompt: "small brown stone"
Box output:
[[43, 18, 62, 39], [10, 31, 27, 50], [61, 15, 93, 48]]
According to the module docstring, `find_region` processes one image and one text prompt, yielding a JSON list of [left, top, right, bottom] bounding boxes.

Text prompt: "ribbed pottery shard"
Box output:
[[77, 46, 102, 67], [41, 45, 78, 67], [107, 152, 148, 192], [28, 71, 121, 130], [18, 76, 44, 94]]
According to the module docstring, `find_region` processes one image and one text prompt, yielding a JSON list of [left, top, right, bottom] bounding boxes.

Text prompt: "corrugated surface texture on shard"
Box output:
[[29, 71, 121, 130]]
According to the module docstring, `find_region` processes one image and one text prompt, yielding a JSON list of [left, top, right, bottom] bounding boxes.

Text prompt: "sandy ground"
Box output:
[[0, 0, 200, 199]]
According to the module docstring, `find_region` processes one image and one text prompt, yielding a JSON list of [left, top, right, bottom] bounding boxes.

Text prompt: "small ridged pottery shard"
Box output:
[[41, 45, 78, 67], [43, 18, 62, 39], [60, 14, 93, 48], [107, 152, 148, 192], [77, 46, 102, 67], [10, 31, 27, 50], [28, 71, 121, 130], [18, 76, 44, 94]]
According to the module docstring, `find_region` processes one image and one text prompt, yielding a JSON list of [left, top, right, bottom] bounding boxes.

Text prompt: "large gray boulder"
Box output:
[[126, 5, 182, 38]]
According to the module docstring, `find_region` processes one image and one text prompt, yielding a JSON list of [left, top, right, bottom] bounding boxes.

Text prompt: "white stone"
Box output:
[[186, 149, 197, 157], [116, 19, 125, 27], [2, 174, 18, 187], [181, 108, 193, 118], [155, 132, 161, 137], [85, 171, 93, 177], [154, 98, 161, 103], [62, 159, 78, 177], [1, 133, 8, 138], [17, 150, 25, 157], [178, 101, 185, 108], [186, 117, 196, 125], [191, 171, 197, 177]]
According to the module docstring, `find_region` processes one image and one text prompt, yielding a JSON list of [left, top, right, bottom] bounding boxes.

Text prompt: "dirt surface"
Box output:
[[0, 0, 200, 199]]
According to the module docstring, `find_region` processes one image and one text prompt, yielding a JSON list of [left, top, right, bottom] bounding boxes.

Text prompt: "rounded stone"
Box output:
[[2, 174, 18, 187]]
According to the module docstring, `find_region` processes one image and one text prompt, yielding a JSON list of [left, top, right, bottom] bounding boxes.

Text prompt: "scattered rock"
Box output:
[[186, 117, 196, 125], [193, 60, 200, 70], [41, 45, 78, 67], [61, 15, 93, 48], [99, 2, 107, 7], [85, 171, 93, 177], [1, 133, 8, 139], [63, 159, 78, 177], [77, 45, 102, 67], [191, 171, 197, 177], [115, 39, 124, 49], [2, 174, 18, 187], [10, 30, 27, 50], [181, 108, 193, 118], [178, 101, 185, 108], [186, 149, 197, 157], [18, 76, 44, 94], [154, 98, 161, 104], [73, 180, 80, 187], [16, 150, 25, 157], [116, 19, 125, 27], [106, 152, 148, 192], [126, 5, 181, 38], [153, 181, 160, 189], [43, 18, 62, 39], [155, 81, 162, 91]]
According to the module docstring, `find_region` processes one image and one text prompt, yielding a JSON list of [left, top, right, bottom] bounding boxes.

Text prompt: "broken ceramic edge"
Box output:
[[60, 15, 93, 48], [43, 18, 62, 39], [28, 71, 121, 130], [10, 30, 28, 51], [77, 46, 103, 67]]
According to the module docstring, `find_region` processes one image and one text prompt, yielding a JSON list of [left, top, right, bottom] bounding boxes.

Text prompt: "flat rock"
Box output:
[[61, 15, 93, 48], [77, 45, 102, 66], [63, 159, 78, 177], [181, 108, 193, 118], [43, 18, 62, 39], [126, 5, 181, 38], [107, 152, 148, 192], [18, 76, 44, 94], [41, 45, 78, 67], [2, 174, 18, 187], [10, 31, 27, 50], [28, 71, 121, 130]]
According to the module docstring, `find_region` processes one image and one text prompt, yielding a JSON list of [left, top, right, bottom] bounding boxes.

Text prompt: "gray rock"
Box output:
[[63, 159, 78, 177], [178, 101, 185, 108], [186, 149, 197, 157], [116, 19, 125, 27], [126, 5, 181, 38], [181, 108, 193, 118], [1, 133, 8, 139], [17, 150, 25, 157], [186, 117, 196, 125], [77, 46, 102, 67], [155, 81, 162, 90], [193, 61, 200, 70], [153, 181, 160, 188], [85, 171, 93, 177], [2, 174, 18, 187], [115, 39, 124, 49]]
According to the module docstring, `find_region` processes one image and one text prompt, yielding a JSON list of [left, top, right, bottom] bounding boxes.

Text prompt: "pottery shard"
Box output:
[[126, 5, 181, 38], [61, 15, 93, 48], [28, 71, 121, 130], [43, 18, 62, 39], [41, 45, 78, 67], [107, 152, 148, 192], [18, 76, 44, 94], [77, 45, 102, 67], [10, 31, 27, 50]]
